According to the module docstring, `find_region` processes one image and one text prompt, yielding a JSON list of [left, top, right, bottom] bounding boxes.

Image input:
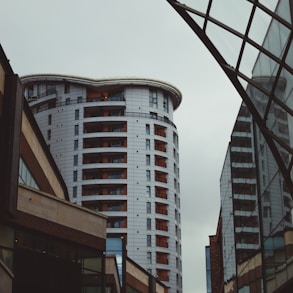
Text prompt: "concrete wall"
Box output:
[[18, 184, 107, 239]]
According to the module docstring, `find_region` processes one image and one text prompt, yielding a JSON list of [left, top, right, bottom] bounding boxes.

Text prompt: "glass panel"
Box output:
[[186, 11, 205, 28], [252, 52, 279, 80], [262, 18, 291, 60], [180, 0, 210, 14], [244, 79, 270, 119], [209, 0, 253, 35], [258, 0, 278, 12], [275, 0, 292, 24], [238, 76, 248, 90], [249, 7, 272, 46], [239, 42, 260, 79], [206, 21, 243, 68], [285, 39, 293, 69]]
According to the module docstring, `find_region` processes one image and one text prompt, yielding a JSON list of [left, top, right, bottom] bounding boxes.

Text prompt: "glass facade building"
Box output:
[[167, 0, 293, 292]]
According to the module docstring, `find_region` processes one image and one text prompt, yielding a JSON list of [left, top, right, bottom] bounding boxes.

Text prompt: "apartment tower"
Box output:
[[22, 75, 183, 293]]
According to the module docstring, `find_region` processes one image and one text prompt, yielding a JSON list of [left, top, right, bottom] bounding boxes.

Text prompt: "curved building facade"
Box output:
[[21, 75, 183, 292]]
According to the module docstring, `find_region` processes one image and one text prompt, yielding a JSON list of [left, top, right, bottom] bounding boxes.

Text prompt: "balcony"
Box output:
[[157, 269, 169, 282], [83, 153, 127, 164], [87, 90, 125, 103], [156, 235, 168, 248], [155, 171, 168, 184], [84, 121, 127, 134], [83, 137, 127, 149], [154, 140, 167, 153], [82, 169, 127, 181], [156, 219, 168, 232], [155, 187, 168, 199], [155, 202, 168, 215], [154, 124, 166, 137], [82, 184, 127, 196], [107, 217, 127, 228], [155, 155, 167, 168], [83, 200, 127, 212], [156, 252, 169, 265], [84, 106, 125, 118]]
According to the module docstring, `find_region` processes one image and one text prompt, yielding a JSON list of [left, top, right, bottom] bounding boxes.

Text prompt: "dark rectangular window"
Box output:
[[147, 235, 151, 247], [230, 137, 252, 148], [73, 186, 77, 198], [230, 151, 253, 163], [74, 125, 79, 136], [147, 218, 151, 230], [149, 89, 158, 108], [231, 167, 256, 179], [146, 124, 150, 135], [233, 121, 251, 133], [74, 155, 78, 166], [146, 155, 150, 165], [73, 170, 77, 182], [48, 114, 52, 125], [146, 202, 151, 214], [75, 109, 79, 120], [64, 82, 70, 94], [146, 170, 151, 181], [47, 129, 51, 140], [74, 140, 78, 150], [233, 183, 256, 195], [163, 93, 169, 113]]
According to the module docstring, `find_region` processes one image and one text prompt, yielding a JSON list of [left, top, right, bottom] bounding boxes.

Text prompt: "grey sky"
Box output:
[[1, 1, 242, 292]]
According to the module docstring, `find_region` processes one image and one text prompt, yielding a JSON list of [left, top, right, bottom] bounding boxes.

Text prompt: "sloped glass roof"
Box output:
[[168, 0, 293, 194]]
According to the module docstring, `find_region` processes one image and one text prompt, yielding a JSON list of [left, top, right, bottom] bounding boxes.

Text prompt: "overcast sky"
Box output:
[[1, 1, 242, 292]]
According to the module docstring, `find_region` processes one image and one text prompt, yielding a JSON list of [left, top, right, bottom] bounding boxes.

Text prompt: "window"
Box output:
[[48, 114, 52, 125], [163, 93, 169, 113], [263, 207, 271, 218], [74, 124, 79, 136], [147, 252, 152, 264], [146, 170, 151, 181], [147, 218, 151, 230], [77, 96, 82, 103], [146, 139, 150, 150], [73, 186, 77, 198], [65, 98, 70, 105], [19, 157, 39, 190], [64, 82, 70, 94], [149, 89, 158, 108], [146, 124, 150, 135], [46, 84, 56, 95], [47, 129, 51, 140], [74, 139, 78, 150], [75, 109, 79, 120], [73, 170, 77, 182], [146, 186, 151, 197], [27, 85, 34, 98], [74, 155, 78, 166], [147, 235, 151, 247], [146, 202, 151, 214], [146, 155, 150, 165]]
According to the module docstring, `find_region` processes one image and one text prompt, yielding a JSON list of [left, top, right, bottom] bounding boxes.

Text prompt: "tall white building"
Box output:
[[22, 75, 183, 293]]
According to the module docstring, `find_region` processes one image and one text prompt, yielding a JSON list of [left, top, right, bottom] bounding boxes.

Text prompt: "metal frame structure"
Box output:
[[167, 0, 293, 195]]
